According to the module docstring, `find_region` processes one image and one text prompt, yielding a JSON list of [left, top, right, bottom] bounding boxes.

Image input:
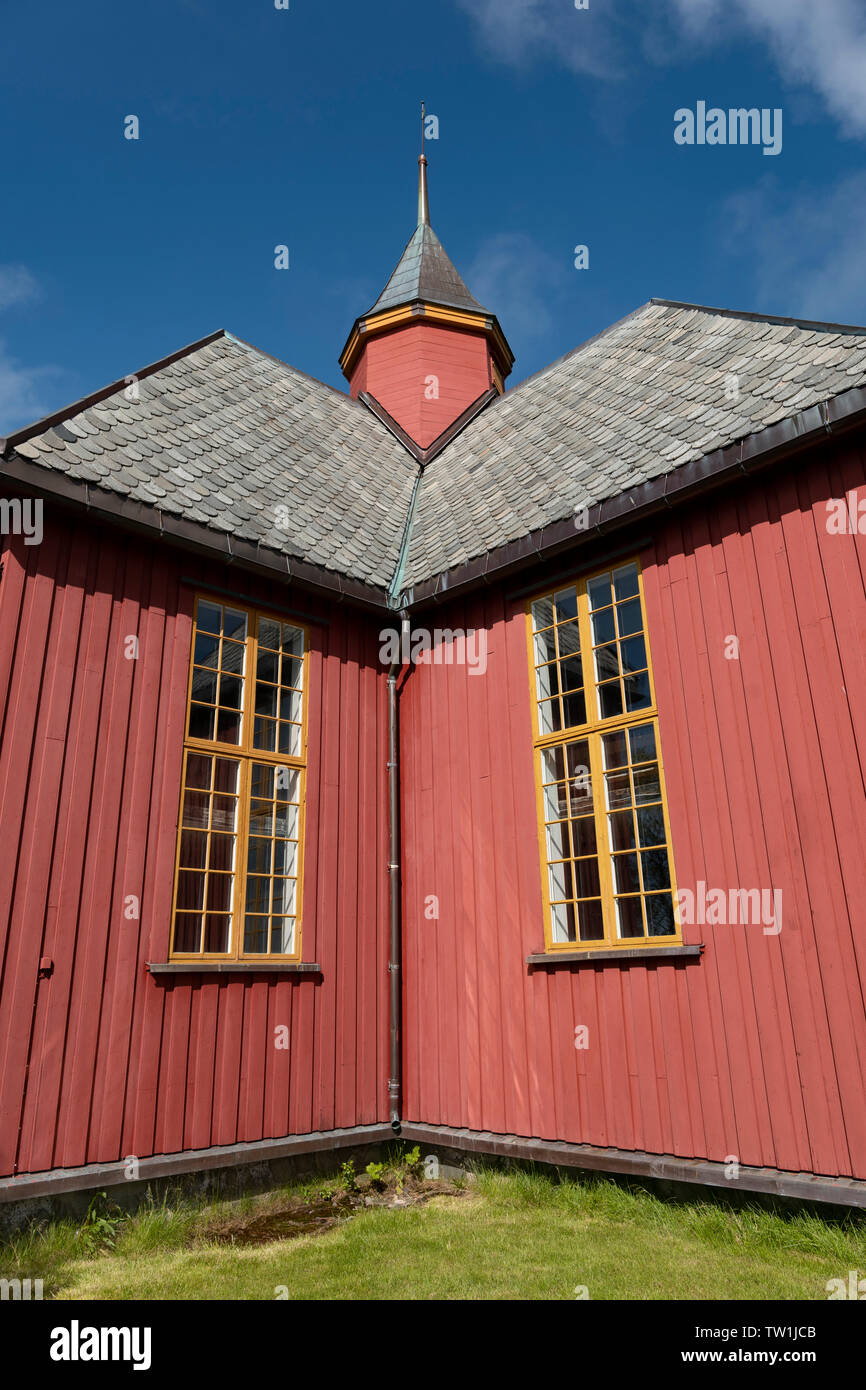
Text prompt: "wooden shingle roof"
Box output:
[[6, 300, 866, 607]]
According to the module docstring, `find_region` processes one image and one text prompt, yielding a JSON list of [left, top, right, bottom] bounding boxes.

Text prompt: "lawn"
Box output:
[[4, 1157, 864, 1301]]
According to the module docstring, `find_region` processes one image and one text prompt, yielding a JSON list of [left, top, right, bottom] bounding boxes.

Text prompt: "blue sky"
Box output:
[[1, 0, 865, 433]]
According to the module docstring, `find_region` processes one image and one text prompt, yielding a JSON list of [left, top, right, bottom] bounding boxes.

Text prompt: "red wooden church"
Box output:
[[2, 157, 866, 1209]]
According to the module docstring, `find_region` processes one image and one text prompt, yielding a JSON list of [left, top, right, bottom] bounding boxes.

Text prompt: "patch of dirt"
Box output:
[[202, 1176, 468, 1248]]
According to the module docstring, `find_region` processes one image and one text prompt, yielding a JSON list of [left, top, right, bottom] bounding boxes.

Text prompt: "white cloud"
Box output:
[[466, 232, 564, 341], [672, 0, 866, 135], [0, 266, 65, 436], [457, 0, 866, 135], [0, 264, 40, 313], [721, 173, 866, 323], [0, 341, 65, 436], [454, 0, 625, 80]]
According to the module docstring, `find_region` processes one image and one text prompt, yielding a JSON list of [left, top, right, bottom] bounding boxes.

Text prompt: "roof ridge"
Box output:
[[649, 298, 866, 336], [223, 331, 371, 404]]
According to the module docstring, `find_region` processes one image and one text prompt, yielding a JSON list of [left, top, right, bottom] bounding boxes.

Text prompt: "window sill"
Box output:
[[526, 944, 703, 967], [148, 961, 322, 975]]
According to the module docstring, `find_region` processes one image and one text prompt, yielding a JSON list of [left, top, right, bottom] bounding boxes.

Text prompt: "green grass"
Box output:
[[4, 1165, 865, 1300]]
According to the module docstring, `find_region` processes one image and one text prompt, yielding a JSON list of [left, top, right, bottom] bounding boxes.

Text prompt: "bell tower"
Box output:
[[340, 141, 513, 451]]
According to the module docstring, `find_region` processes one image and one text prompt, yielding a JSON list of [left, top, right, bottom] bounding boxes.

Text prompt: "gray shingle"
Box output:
[[401, 300, 866, 588]]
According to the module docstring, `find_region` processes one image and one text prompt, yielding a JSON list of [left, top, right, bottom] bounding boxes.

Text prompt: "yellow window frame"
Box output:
[[169, 593, 309, 963], [524, 557, 681, 953]]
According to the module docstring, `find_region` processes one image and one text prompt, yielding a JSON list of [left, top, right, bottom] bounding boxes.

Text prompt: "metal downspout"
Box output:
[[387, 651, 402, 1131]]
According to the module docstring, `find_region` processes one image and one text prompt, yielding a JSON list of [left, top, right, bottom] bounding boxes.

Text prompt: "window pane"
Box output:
[[221, 639, 245, 674], [186, 754, 212, 790], [541, 747, 565, 784], [551, 901, 577, 944], [248, 837, 272, 874], [624, 671, 652, 712], [191, 669, 218, 703], [573, 859, 601, 898], [617, 896, 645, 939], [182, 790, 209, 829], [278, 721, 302, 757], [282, 626, 304, 659], [271, 917, 295, 954], [219, 674, 243, 709], [620, 636, 647, 676], [598, 681, 623, 718], [587, 574, 611, 610], [628, 724, 656, 764], [602, 731, 628, 769], [209, 834, 235, 871], [177, 871, 205, 910], [223, 608, 248, 642], [254, 716, 277, 750], [256, 683, 278, 717], [207, 873, 233, 912], [646, 893, 675, 937], [616, 598, 643, 636], [246, 876, 270, 913], [188, 704, 215, 741], [283, 655, 303, 688], [244, 917, 268, 953], [613, 853, 640, 894], [613, 563, 639, 601], [531, 597, 554, 631], [533, 628, 557, 664], [571, 816, 597, 858], [216, 709, 242, 744], [557, 620, 581, 657], [258, 618, 281, 650], [257, 649, 279, 683], [591, 608, 616, 645], [546, 820, 570, 860], [204, 915, 230, 953], [213, 758, 239, 794], [554, 588, 578, 622], [179, 830, 207, 868], [174, 914, 202, 952], [636, 804, 665, 847], [194, 633, 220, 665], [562, 692, 587, 729], [641, 849, 671, 891], [549, 860, 573, 901], [633, 765, 661, 803], [609, 809, 635, 852], [577, 900, 604, 942], [196, 602, 221, 635], [594, 643, 619, 682]]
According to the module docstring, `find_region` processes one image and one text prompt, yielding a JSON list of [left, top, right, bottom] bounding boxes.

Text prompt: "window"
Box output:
[[527, 560, 679, 951], [170, 596, 307, 961]]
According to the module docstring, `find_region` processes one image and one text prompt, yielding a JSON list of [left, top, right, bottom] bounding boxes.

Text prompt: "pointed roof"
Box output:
[[365, 155, 489, 317], [366, 221, 489, 317]]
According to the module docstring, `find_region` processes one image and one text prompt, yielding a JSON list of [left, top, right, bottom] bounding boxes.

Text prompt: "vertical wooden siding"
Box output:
[[0, 513, 389, 1177], [401, 438, 866, 1179]]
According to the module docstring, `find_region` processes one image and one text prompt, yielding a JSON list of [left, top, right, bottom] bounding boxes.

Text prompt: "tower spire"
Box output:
[[418, 101, 429, 226]]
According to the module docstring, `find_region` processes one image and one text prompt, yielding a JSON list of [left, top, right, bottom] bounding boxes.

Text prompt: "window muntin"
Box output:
[[528, 560, 679, 951], [171, 599, 307, 961]]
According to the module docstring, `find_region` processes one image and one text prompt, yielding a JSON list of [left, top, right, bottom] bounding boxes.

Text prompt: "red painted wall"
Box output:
[[400, 437, 866, 1179], [349, 321, 495, 447], [0, 512, 390, 1177]]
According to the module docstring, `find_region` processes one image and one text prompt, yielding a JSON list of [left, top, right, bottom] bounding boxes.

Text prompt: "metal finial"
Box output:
[[418, 102, 429, 226]]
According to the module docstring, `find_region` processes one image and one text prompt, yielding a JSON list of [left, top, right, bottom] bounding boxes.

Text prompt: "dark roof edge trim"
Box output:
[[360, 387, 499, 466], [0, 455, 391, 612], [400, 385, 866, 609], [0, 330, 226, 455], [650, 298, 866, 336]]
